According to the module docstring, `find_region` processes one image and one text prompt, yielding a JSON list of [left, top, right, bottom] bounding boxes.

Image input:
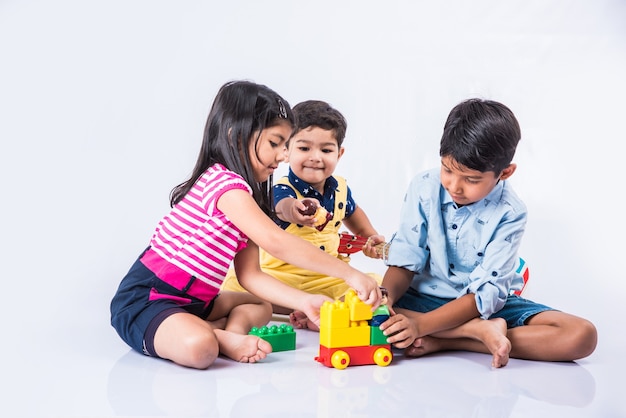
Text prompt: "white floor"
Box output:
[[3, 307, 621, 418]]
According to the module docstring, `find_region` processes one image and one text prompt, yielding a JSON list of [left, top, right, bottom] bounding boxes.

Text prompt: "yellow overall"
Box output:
[[221, 176, 381, 299]]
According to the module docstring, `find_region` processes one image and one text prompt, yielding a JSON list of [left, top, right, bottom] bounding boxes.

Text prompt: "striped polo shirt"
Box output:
[[144, 164, 251, 294]]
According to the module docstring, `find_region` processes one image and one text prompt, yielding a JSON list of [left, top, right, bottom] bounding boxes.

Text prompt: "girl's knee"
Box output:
[[180, 331, 220, 369]]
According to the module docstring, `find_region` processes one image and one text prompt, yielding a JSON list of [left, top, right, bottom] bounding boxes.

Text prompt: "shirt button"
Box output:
[[449, 263, 455, 269], [477, 252, 484, 256], [320, 246, 325, 251], [338, 202, 344, 209], [452, 224, 458, 229], [491, 271, 498, 277]]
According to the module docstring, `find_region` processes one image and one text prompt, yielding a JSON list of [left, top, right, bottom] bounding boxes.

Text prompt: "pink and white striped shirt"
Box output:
[[142, 164, 251, 300]]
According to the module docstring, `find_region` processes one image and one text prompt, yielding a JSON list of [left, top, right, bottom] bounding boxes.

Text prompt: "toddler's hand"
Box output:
[[379, 313, 418, 349], [363, 234, 386, 259], [290, 198, 319, 227]]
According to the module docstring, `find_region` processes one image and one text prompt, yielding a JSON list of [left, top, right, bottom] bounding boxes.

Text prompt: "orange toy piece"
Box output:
[[315, 289, 392, 369]]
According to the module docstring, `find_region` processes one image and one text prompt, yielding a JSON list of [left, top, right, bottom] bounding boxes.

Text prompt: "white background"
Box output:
[[1, 1, 624, 416]]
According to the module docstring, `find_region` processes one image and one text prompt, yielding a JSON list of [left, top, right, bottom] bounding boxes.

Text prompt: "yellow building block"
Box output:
[[345, 290, 373, 322], [320, 300, 349, 330], [320, 320, 370, 348]]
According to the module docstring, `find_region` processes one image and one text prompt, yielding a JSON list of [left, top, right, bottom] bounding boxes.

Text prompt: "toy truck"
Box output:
[[315, 289, 392, 369]]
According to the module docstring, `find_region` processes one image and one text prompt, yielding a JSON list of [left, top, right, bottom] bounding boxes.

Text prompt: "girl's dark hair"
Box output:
[[439, 98, 521, 174], [170, 80, 295, 216]]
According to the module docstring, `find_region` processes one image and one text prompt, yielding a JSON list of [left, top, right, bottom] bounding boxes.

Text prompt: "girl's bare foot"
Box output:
[[289, 310, 319, 331], [214, 329, 272, 363], [209, 317, 227, 330]]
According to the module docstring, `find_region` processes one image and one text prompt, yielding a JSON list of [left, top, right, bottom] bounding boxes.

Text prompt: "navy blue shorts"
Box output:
[[394, 287, 555, 328], [110, 249, 217, 357]]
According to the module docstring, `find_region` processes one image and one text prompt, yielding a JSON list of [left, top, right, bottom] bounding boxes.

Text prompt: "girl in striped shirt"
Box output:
[[110, 81, 383, 369]]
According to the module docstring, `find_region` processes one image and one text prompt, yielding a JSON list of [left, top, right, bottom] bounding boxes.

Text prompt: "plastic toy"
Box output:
[[512, 257, 530, 296], [248, 323, 296, 352], [315, 289, 392, 369], [338, 232, 388, 258]]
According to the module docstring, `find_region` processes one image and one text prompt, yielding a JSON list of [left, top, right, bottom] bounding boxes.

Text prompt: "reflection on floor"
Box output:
[[101, 317, 611, 418]]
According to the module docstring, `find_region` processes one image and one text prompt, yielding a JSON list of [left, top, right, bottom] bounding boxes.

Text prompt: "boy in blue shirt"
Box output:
[[380, 98, 597, 368]]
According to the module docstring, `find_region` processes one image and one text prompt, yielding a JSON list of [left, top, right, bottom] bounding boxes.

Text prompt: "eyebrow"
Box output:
[[293, 138, 338, 148]]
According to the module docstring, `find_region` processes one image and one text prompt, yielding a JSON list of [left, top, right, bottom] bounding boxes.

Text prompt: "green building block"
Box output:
[[249, 324, 296, 352], [370, 326, 388, 346]]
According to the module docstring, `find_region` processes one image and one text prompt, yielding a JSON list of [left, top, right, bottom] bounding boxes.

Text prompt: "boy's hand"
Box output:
[[292, 198, 320, 227], [363, 234, 386, 259], [379, 313, 418, 349]]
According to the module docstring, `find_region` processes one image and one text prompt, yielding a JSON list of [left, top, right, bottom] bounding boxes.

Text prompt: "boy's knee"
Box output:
[[574, 319, 598, 359]]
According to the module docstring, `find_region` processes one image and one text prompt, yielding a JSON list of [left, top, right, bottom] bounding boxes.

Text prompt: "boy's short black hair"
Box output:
[[439, 98, 521, 174], [292, 100, 347, 146]]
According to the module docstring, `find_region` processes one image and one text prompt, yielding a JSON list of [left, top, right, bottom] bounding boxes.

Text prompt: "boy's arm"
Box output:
[[274, 197, 317, 227], [342, 206, 385, 258], [381, 266, 414, 306]]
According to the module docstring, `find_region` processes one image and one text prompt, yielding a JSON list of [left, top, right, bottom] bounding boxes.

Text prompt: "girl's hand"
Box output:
[[301, 293, 333, 328], [363, 234, 386, 259], [346, 273, 382, 309], [379, 313, 418, 349]]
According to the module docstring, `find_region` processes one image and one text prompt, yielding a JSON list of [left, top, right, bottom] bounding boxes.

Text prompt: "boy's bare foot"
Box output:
[[289, 310, 319, 331], [403, 318, 511, 368], [404, 336, 443, 357], [478, 318, 511, 368], [214, 329, 272, 363]]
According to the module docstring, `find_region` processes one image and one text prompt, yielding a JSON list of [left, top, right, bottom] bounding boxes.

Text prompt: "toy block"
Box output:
[[320, 319, 370, 348], [344, 289, 373, 322], [370, 326, 387, 346], [316, 344, 392, 369], [320, 300, 349, 330], [248, 324, 295, 352]]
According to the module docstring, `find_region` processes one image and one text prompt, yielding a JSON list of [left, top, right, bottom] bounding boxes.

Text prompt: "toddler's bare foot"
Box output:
[[214, 329, 272, 363], [404, 336, 443, 358], [289, 310, 319, 331]]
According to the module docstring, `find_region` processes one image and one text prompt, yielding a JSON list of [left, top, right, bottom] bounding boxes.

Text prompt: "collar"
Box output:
[[287, 168, 338, 201]]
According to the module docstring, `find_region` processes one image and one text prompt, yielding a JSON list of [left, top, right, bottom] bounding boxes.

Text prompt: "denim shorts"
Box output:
[[394, 287, 555, 328], [110, 248, 217, 357]]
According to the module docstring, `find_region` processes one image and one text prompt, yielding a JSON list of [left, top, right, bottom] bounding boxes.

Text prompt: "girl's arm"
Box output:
[[342, 206, 385, 258], [218, 188, 382, 307], [232, 243, 331, 326]]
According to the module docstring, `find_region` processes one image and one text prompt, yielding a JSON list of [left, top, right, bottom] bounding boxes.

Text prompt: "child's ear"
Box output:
[[499, 163, 517, 180], [338, 146, 345, 160]]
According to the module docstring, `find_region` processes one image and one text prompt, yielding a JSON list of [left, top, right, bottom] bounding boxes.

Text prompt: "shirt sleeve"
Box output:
[[465, 202, 527, 319], [384, 175, 431, 273], [272, 182, 297, 229]]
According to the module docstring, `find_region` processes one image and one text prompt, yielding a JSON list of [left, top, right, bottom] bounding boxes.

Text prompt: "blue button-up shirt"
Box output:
[[385, 168, 527, 319]]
